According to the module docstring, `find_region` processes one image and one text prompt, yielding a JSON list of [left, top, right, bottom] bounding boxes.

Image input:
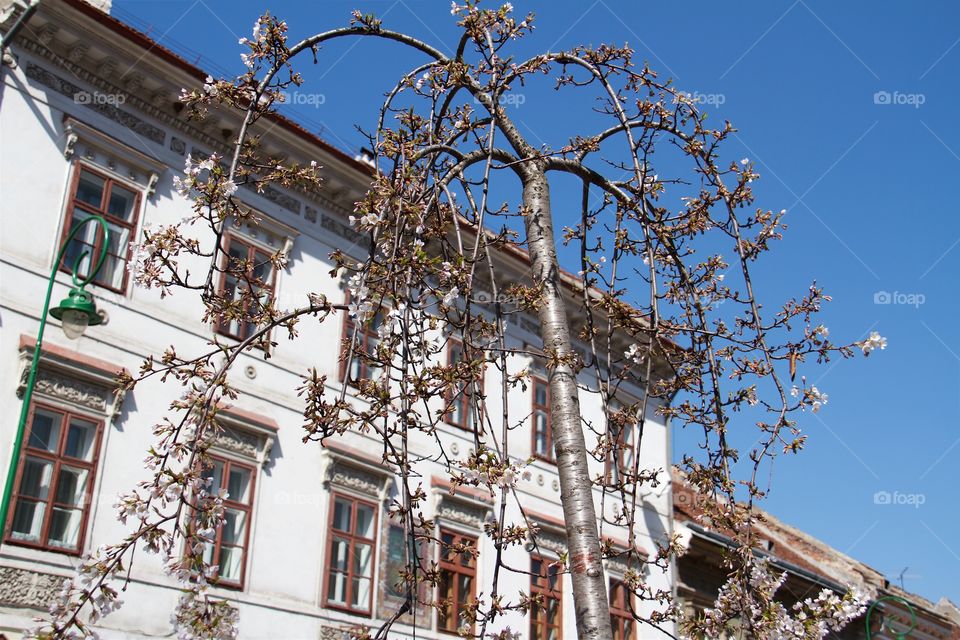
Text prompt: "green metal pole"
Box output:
[[0, 215, 109, 546]]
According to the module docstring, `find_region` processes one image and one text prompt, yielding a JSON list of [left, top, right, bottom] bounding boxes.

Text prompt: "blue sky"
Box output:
[[112, 0, 960, 604]]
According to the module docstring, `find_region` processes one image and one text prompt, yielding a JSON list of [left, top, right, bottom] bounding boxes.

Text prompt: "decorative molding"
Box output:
[[319, 625, 354, 640], [62, 117, 164, 197], [320, 445, 393, 500], [259, 184, 301, 215], [326, 461, 384, 498], [436, 497, 490, 530], [25, 62, 165, 145], [170, 136, 187, 155], [212, 425, 262, 461], [68, 43, 87, 64], [0, 566, 68, 609], [213, 410, 277, 464], [321, 212, 367, 248]]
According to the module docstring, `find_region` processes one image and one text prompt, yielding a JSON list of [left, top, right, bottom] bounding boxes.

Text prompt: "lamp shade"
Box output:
[[50, 287, 102, 339]]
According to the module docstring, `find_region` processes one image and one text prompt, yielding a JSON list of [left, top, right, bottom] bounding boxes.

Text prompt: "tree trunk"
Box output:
[[522, 168, 614, 640]]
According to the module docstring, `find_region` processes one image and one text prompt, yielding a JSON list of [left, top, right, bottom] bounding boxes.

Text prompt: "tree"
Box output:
[[31, 3, 886, 639]]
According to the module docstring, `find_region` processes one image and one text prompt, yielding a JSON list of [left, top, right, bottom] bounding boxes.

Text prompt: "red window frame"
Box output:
[[445, 338, 484, 431], [605, 400, 635, 485], [609, 579, 635, 640], [215, 234, 277, 343], [195, 455, 256, 590], [532, 376, 553, 462], [530, 556, 563, 640], [324, 493, 379, 616], [437, 528, 478, 634], [59, 162, 141, 294], [339, 296, 385, 385], [4, 402, 103, 555]]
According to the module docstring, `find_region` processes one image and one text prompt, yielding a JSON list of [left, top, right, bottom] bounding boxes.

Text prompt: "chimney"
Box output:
[[81, 0, 111, 12]]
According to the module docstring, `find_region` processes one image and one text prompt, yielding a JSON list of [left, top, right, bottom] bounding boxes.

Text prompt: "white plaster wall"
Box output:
[[0, 36, 676, 640]]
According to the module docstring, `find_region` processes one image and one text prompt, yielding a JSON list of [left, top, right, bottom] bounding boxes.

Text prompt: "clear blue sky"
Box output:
[[112, 0, 960, 605]]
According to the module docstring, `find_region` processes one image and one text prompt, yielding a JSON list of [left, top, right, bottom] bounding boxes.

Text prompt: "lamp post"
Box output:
[[0, 216, 110, 544]]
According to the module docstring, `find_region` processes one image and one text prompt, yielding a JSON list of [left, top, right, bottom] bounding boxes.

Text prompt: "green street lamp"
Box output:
[[0, 216, 110, 545]]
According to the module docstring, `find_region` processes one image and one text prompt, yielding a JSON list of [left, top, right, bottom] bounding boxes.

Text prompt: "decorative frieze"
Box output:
[[25, 62, 165, 145], [321, 212, 367, 248], [213, 425, 262, 460], [531, 527, 568, 556], [0, 566, 67, 609], [436, 498, 490, 530], [325, 461, 384, 498], [17, 367, 111, 414]]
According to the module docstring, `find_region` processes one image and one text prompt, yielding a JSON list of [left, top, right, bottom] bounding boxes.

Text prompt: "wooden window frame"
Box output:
[[437, 527, 478, 634], [339, 295, 386, 386], [59, 162, 142, 294], [531, 375, 554, 463], [444, 338, 484, 431], [200, 455, 256, 590], [215, 234, 278, 343], [3, 402, 104, 555], [604, 400, 635, 486], [530, 556, 563, 640], [609, 579, 636, 640], [323, 492, 379, 616]]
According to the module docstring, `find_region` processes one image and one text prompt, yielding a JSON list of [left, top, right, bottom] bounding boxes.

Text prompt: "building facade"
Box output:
[[0, 1, 676, 638]]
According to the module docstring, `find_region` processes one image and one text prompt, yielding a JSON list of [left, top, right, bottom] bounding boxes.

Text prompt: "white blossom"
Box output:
[[860, 331, 887, 355]]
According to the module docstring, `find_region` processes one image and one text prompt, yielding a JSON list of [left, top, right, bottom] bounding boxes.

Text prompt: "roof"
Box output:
[[672, 468, 960, 630], [59, 0, 376, 178]]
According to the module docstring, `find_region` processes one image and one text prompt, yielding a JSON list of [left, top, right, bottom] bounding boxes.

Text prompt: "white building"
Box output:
[[0, 1, 676, 638]]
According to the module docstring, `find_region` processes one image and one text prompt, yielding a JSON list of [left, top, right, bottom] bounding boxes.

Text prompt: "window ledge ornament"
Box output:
[[213, 406, 278, 465], [602, 535, 650, 578], [319, 442, 393, 500], [17, 335, 127, 425], [62, 116, 164, 198], [525, 510, 569, 558], [0, 566, 68, 610], [432, 476, 494, 531]]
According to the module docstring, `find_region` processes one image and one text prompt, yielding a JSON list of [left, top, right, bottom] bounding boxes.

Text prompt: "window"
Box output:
[[609, 579, 635, 640], [216, 235, 277, 342], [199, 456, 255, 588], [437, 528, 477, 634], [605, 400, 636, 486], [341, 302, 385, 385], [6, 404, 102, 553], [446, 339, 483, 430], [60, 164, 141, 292], [325, 493, 378, 615], [532, 376, 553, 461], [382, 524, 430, 611], [530, 557, 563, 640]]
